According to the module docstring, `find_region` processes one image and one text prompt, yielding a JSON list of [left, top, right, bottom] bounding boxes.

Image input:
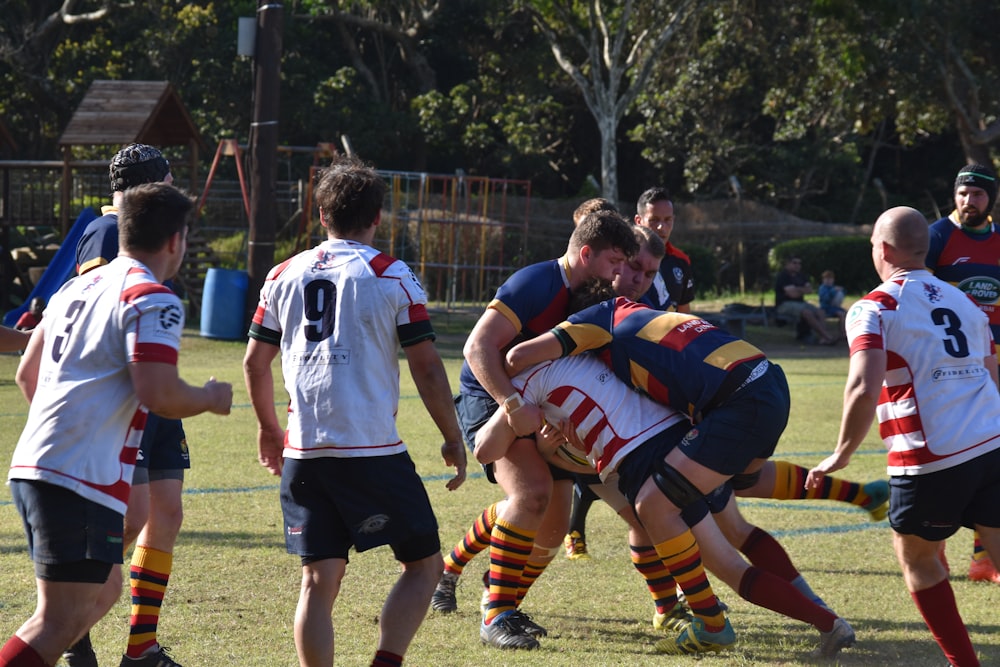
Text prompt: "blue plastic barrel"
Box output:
[[200, 268, 249, 340]]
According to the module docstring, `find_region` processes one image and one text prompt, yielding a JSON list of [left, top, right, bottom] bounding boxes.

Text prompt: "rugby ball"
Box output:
[[555, 440, 591, 469]]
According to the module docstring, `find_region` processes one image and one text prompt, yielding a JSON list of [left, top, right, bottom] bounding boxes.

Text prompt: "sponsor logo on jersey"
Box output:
[[288, 350, 351, 366], [681, 427, 699, 447], [847, 303, 864, 323], [597, 368, 614, 384], [931, 364, 987, 381], [672, 266, 684, 285], [158, 303, 183, 330], [956, 276, 1000, 304]]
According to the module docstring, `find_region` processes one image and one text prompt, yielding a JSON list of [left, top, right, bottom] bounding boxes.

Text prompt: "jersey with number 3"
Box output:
[[8, 257, 184, 515], [248, 239, 434, 459], [847, 269, 1000, 475]]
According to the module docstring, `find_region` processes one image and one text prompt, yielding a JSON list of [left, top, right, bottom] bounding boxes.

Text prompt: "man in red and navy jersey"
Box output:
[[926, 162, 1000, 586], [634, 187, 694, 312]]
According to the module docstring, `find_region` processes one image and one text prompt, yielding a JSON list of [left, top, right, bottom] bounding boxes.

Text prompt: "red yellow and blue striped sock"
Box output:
[[125, 545, 172, 659], [444, 502, 498, 575], [972, 532, 989, 562], [770, 460, 869, 507], [631, 544, 679, 614], [653, 531, 726, 632], [484, 518, 536, 625]]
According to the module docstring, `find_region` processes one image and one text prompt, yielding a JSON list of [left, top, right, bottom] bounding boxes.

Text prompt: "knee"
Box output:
[[403, 552, 445, 584], [302, 563, 345, 599], [146, 497, 184, 540], [157, 502, 184, 533], [123, 516, 145, 546], [507, 479, 552, 517], [634, 489, 674, 527], [519, 488, 552, 517]]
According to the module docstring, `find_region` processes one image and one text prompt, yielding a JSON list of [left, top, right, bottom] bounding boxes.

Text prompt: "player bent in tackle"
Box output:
[[476, 351, 855, 657], [504, 285, 856, 657]]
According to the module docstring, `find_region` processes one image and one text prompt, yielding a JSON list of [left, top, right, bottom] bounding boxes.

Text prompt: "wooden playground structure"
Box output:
[[0, 79, 537, 316]]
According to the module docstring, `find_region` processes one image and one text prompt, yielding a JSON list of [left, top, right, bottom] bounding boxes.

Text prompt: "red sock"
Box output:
[[740, 527, 799, 581], [370, 649, 403, 667], [0, 635, 49, 667], [738, 567, 836, 631], [911, 579, 979, 667]]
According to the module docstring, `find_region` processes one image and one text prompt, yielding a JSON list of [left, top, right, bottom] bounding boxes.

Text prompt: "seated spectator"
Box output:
[[774, 257, 836, 345], [15, 297, 45, 331], [818, 269, 848, 333]]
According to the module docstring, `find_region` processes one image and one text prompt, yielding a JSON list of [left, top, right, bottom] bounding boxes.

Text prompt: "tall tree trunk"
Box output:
[[599, 115, 618, 205]]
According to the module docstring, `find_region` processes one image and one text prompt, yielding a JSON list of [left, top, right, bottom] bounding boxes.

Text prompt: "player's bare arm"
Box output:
[[987, 353, 999, 389], [243, 338, 285, 476], [474, 407, 517, 465], [404, 338, 467, 490], [14, 326, 44, 401], [0, 325, 30, 353], [464, 308, 522, 399], [465, 307, 543, 436], [806, 348, 885, 489], [505, 332, 563, 376], [130, 362, 233, 419]]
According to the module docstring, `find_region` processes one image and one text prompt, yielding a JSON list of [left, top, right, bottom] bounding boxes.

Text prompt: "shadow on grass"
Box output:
[[176, 530, 286, 551]]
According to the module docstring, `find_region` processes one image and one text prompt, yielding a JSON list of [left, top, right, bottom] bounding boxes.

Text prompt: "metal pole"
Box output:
[[247, 1, 283, 329]]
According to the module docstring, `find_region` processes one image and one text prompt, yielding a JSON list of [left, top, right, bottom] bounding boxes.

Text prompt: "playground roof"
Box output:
[[58, 80, 206, 152]]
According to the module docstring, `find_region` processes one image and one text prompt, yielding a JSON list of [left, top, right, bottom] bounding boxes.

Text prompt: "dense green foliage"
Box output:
[[2, 0, 1000, 222], [769, 237, 880, 294]]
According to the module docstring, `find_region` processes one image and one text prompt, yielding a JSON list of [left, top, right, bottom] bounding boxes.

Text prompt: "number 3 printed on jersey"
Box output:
[[931, 307, 969, 358], [50, 299, 85, 363]]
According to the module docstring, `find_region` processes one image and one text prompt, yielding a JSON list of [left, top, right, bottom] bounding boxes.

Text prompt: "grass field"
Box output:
[[0, 307, 997, 667]]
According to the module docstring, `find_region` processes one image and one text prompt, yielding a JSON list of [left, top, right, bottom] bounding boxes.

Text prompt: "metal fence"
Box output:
[[0, 160, 869, 313]]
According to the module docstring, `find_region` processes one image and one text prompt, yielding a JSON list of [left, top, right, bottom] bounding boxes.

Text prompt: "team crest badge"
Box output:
[[922, 282, 943, 303], [681, 428, 699, 447]]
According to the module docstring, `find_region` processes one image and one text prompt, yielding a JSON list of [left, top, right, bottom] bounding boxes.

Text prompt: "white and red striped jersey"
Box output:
[[8, 257, 184, 515], [513, 354, 689, 479], [248, 239, 433, 459], [848, 269, 1000, 475]]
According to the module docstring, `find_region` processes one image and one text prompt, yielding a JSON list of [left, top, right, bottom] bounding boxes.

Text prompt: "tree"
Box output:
[[521, 0, 701, 204], [0, 0, 115, 155]]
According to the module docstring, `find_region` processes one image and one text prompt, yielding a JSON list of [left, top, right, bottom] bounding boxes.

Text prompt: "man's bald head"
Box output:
[[871, 206, 930, 277]]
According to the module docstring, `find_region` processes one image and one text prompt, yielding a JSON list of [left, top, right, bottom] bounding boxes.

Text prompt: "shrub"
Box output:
[[678, 243, 718, 296], [768, 236, 879, 294]]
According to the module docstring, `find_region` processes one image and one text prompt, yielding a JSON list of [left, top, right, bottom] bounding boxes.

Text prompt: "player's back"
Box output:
[[259, 239, 421, 456], [562, 298, 765, 416], [861, 270, 1000, 472], [10, 257, 179, 513], [517, 354, 687, 476]]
